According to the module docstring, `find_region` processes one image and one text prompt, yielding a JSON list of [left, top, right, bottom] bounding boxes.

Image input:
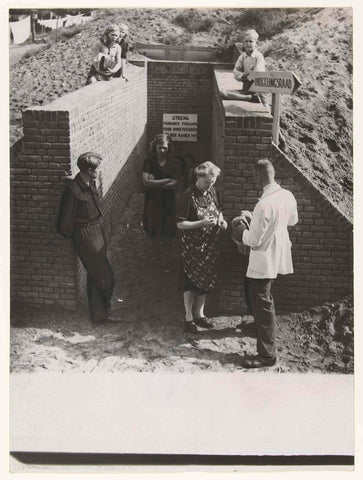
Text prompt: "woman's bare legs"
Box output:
[[193, 294, 206, 320], [183, 291, 195, 322]]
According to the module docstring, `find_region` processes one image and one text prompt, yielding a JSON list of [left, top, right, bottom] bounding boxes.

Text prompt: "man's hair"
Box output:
[[244, 29, 259, 41], [255, 159, 275, 175], [77, 152, 102, 172]]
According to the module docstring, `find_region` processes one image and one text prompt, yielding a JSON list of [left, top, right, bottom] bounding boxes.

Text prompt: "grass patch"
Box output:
[[173, 9, 213, 33], [45, 24, 83, 43], [160, 31, 192, 45], [236, 8, 299, 39], [20, 44, 50, 61]]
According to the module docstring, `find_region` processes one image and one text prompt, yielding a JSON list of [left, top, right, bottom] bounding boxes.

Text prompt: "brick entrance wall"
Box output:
[[10, 62, 353, 313], [147, 62, 214, 163], [11, 67, 148, 308], [215, 105, 352, 313]]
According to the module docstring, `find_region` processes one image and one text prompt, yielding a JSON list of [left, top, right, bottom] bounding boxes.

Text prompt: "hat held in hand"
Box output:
[[231, 210, 252, 255]]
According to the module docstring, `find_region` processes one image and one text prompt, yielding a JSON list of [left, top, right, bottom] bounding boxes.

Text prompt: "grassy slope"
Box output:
[[9, 7, 352, 218]]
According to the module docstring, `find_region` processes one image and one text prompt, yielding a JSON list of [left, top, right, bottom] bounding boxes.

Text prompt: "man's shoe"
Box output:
[[251, 94, 261, 103], [240, 355, 277, 369], [194, 316, 214, 329], [185, 320, 198, 333]]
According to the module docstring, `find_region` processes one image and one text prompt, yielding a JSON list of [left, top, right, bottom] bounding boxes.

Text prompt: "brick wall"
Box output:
[[216, 110, 353, 313], [11, 67, 148, 308], [211, 74, 225, 182], [10, 61, 353, 313], [147, 61, 214, 163]]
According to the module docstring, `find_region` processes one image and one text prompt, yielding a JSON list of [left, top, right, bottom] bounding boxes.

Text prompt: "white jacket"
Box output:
[[242, 183, 298, 279]]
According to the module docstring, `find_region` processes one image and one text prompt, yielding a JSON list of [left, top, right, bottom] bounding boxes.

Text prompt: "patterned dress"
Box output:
[[177, 185, 223, 293]]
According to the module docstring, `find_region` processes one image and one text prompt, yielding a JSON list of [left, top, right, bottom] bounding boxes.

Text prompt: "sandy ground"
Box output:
[[10, 193, 353, 375]]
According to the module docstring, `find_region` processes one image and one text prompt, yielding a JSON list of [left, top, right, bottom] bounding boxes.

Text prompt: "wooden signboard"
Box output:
[[247, 71, 301, 95], [247, 71, 301, 144], [163, 113, 198, 142]]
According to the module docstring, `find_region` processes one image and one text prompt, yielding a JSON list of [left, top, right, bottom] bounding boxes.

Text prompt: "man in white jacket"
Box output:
[[240, 159, 298, 368]]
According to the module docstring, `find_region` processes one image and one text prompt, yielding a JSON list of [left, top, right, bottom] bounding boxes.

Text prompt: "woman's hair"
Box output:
[[100, 24, 120, 45], [119, 23, 129, 36], [77, 152, 102, 172], [149, 133, 174, 155], [194, 161, 221, 177]]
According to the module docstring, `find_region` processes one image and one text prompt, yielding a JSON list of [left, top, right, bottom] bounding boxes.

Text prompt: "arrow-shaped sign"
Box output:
[[246, 71, 301, 95]]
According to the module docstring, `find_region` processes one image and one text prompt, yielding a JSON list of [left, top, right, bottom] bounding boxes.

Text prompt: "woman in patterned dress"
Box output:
[[177, 162, 228, 333]]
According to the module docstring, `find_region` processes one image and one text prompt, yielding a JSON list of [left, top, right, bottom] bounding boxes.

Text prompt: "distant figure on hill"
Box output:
[[86, 24, 121, 85], [57, 152, 115, 324], [114, 23, 130, 81]]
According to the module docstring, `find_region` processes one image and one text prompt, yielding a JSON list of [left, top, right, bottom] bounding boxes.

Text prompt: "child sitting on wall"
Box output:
[[231, 28, 287, 151], [114, 23, 130, 81], [232, 29, 269, 108], [86, 25, 121, 85]]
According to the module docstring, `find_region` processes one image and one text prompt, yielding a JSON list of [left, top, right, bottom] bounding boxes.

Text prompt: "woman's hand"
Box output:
[[217, 212, 228, 230], [162, 179, 177, 190], [218, 219, 228, 230], [201, 215, 218, 227]]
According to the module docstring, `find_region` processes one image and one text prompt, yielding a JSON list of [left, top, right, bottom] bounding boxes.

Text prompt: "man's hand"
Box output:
[[239, 210, 252, 228]]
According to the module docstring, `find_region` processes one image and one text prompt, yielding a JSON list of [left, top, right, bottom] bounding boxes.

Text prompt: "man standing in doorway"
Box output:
[[239, 159, 298, 368]]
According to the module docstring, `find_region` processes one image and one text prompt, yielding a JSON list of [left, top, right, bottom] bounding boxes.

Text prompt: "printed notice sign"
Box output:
[[163, 114, 198, 142]]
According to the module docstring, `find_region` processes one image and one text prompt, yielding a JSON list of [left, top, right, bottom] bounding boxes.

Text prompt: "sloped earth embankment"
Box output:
[[9, 8, 352, 218]]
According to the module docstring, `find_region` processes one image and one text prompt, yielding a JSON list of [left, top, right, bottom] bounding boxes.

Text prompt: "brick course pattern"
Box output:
[[216, 105, 353, 313], [11, 68, 148, 308], [147, 62, 214, 162], [10, 62, 353, 313]]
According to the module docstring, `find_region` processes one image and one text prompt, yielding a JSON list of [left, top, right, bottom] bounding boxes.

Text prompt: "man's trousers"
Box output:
[[245, 277, 277, 359], [73, 222, 115, 323]]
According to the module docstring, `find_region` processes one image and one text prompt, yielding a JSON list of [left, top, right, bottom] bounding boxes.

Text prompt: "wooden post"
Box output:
[[271, 93, 280, 145]]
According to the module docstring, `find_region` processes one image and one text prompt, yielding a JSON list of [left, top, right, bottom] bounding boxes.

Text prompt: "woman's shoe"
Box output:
[[194, 316, 214, 329], [185, 320, 198, 333]]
